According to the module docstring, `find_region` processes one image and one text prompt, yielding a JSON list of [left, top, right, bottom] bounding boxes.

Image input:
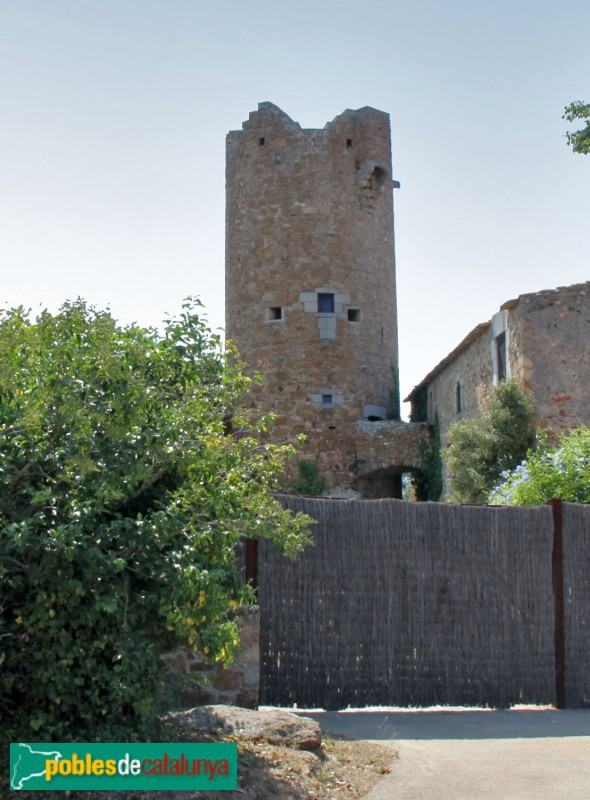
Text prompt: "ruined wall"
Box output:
[[226, 102, 414, 492], [513, 282, 590, 435]]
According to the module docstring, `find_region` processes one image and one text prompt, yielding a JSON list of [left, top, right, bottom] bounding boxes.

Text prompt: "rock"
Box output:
[[169, 704, 322, 751]]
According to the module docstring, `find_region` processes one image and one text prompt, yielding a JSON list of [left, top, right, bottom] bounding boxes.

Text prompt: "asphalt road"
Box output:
[[299, 708, 590, 799]]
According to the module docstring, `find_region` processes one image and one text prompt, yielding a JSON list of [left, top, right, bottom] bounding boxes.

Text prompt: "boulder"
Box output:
[[169, 704, 322, 751]]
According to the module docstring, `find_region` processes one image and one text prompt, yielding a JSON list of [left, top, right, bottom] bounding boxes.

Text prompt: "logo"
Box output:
[[10, 742, 237, 791]]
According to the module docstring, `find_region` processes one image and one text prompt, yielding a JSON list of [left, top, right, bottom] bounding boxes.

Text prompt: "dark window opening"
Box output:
[[322, 394, 333, 406], [328, 425, 336, 430], [346, 138, 353, 148], [258, 137, 265, 146], [496, 332, 506, 381], [367, 415, 382, 422], [371, 166, 386, 189], [318, 293, 334, 313], [456, 381, 462, 414], [269, 306, 282, 320], [348, 308, 360, 322]]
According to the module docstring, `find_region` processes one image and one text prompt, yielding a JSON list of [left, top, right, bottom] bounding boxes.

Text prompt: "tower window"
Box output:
[[258, 137, 265, 146], [268, 306, 282, 320], [346, 138, 353, 148], [456, 381, 462, 414], [322, 394, 333, 406], [347, 309, 361, 322], [318, 293, 334, 313]]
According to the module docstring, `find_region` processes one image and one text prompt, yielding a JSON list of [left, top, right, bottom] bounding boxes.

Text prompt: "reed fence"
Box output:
[[253, 496, 590, 709]]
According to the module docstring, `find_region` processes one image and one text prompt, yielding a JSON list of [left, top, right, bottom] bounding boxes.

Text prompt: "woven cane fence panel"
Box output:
[[562, 502, 590, 707], [259, 497, 554, 709]]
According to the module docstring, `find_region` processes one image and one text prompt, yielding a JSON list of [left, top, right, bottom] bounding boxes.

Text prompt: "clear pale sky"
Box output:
[[1, 0, 588, 411]]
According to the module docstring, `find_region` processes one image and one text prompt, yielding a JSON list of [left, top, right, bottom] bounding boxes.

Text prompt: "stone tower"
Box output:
[[226, 102, 425, 496]]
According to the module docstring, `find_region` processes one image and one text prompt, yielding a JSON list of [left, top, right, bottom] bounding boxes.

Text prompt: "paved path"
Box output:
[[299, 708, 590, 799]]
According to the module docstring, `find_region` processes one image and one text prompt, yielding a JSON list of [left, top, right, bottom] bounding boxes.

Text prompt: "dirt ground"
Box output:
[[8, 731, 397, 800]]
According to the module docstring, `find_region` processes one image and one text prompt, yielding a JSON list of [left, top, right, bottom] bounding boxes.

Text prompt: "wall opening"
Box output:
[[258, 137, 265, 146], [496, 332, 507, 381], [346, 138, 353, 149], [456, 381, 462, 414], [318, 293, 335, 313], [322, 394, 333, 406], [427, 391, 434, 423], [268, 306, 283, 320], [348, 309, 361, 322], [363, 404, 387, 421], [352, 466, 404, 499], [371, 166, 387, 189]]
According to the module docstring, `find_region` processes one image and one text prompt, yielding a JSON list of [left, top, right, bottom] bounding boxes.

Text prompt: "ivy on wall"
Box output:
[[293, 459, 326, 496], [412, 415, 443, 501], [387, 363, 401, 421]]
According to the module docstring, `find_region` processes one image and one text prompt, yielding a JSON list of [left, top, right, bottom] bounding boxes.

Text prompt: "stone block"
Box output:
[[212, 669, 241, 692]]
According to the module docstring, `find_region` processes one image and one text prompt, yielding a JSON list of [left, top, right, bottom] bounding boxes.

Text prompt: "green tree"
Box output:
[[444, 379, 536, 504], [563, 100, 590, 154], [490, 426, 590, 505], [0, 299, 312, 743]]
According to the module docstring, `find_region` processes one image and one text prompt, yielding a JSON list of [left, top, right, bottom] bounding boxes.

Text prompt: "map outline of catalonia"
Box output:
[[11, 743, 63, 790]]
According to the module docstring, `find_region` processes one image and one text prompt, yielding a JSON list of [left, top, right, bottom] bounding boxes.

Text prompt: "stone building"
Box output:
[[225, 102, 427, 497], [406, 281, 590, 496]]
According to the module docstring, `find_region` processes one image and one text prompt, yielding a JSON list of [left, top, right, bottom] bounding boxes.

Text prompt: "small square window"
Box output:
[[318, 293, 334, 313], [269, 307, 282, 320], [346, 138, 353, 148], [347, 309, 360, 322], [258, 137, 265, 146], [322, 394, 333, 406]]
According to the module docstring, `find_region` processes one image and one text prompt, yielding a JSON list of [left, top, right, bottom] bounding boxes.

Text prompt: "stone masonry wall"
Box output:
[[427, 328, 493, 431], [413, 282, 590, 496], [226, 102, 422, 494], [164, 606, 259, 710], [513, 282, 590, 436]]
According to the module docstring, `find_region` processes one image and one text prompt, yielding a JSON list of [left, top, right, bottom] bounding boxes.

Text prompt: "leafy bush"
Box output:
[[490, 426, 590, 505], [0, 299, 312, 744], [293, 459, 325, 496], [444, 379, 536, 504]]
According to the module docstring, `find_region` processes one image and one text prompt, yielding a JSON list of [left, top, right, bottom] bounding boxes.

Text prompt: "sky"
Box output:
[[1, 0, 588, 413]]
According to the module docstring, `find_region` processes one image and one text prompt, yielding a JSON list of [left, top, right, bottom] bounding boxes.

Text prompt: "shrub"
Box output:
[[293, 460, 325, 496], [444, 379, 536, 504], [0, 299, 312, 744], [490, 426, 590, 505]]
